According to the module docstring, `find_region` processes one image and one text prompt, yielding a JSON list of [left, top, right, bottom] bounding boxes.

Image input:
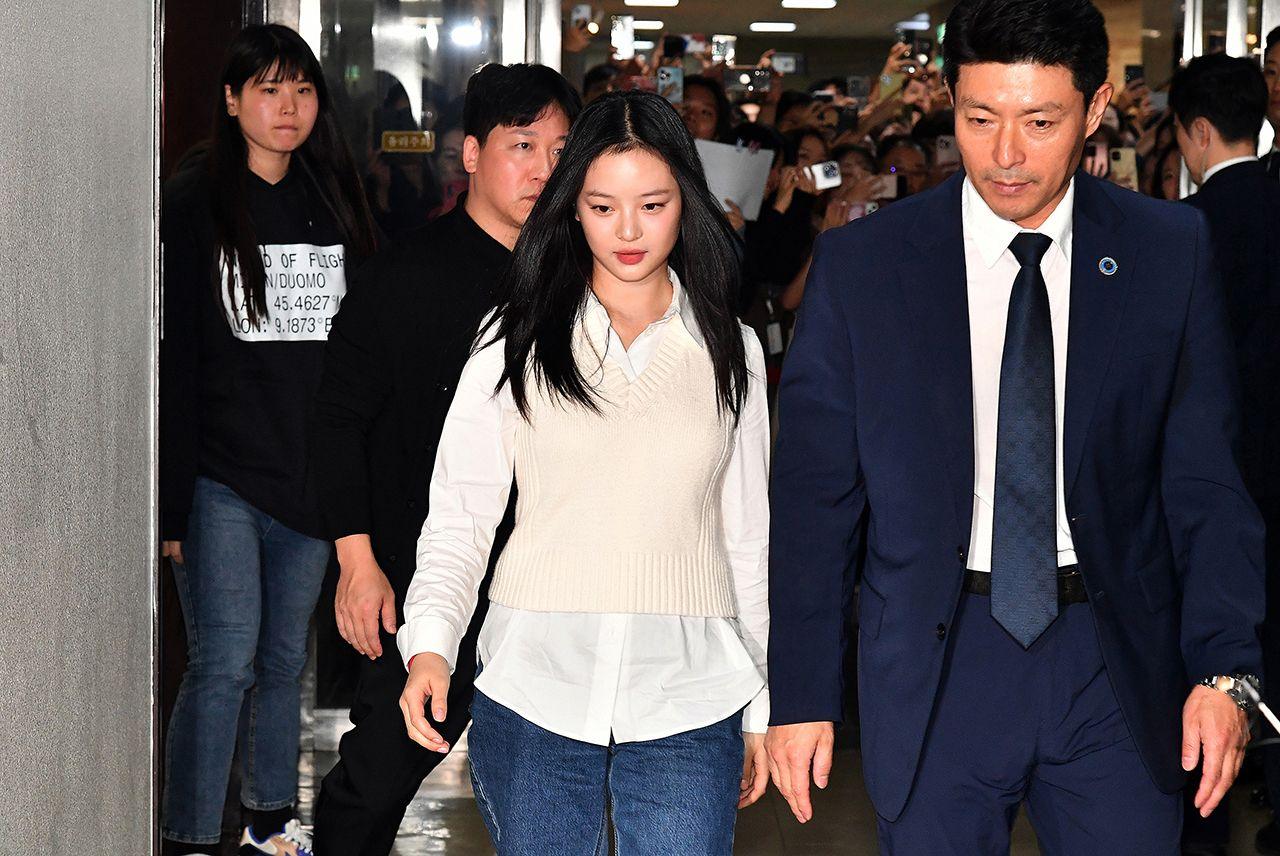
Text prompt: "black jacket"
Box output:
[[160, 158, 355, 540], [1260, 149, 1280, 181], [310, 200, 511, 595], [1186, 159, 1280, 500]]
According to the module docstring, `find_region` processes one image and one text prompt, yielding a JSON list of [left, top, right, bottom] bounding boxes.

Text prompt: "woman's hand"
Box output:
[[162, 540, 184, 565], [1083, 144, 1110, 178], [399, 652, 453, 753], [820, 197, 852, 232], [773, 167, 801, 213], [740, 731, 770, 808], [724, 198, 746, 232]]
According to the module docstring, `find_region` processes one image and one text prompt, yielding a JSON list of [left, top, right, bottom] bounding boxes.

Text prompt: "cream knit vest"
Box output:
[[488, 321, 738, 617]]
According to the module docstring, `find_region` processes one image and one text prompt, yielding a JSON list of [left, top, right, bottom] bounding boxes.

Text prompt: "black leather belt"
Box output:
[[962, 565, 1088, 605]]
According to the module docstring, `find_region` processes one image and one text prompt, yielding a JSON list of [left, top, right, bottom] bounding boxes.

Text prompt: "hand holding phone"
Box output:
[[657, 66, 683, 103], [1109, 146, 1138, 190], [804, 160, 843, 191], [869, 174, 900, 200]]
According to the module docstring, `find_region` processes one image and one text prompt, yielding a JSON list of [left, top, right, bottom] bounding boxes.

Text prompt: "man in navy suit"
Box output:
[[764, 0, 1265, 851], [1171, 53, 1280, 855]]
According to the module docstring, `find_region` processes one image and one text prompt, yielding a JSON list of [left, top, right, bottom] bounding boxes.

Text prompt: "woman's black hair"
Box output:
[[487, 89, 748, 422], [209, 24, 378, 328], [1149, 144, 1183, 201], [942, 0, 1109, 102], [684, 74, 735, 143], [730, 121, 787, 168], [782, 128, 829, 166], [775, 90, 816, 126]]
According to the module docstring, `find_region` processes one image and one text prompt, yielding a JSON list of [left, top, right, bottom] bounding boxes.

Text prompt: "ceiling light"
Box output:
[[624, 0, 678, 7], [633, 19, 664, 29], [634, 39, 656, 50], [450, 22, 483, 46], [586, 20, 599, 33], [750, 21, 796, 32], [781, 0, 836, 8]]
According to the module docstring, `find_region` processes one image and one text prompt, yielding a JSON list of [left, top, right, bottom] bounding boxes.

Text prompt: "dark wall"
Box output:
[[162, 0, 244, 176]]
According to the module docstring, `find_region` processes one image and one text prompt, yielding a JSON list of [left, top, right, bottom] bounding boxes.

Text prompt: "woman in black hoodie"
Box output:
[[159, 24, 376, 856]]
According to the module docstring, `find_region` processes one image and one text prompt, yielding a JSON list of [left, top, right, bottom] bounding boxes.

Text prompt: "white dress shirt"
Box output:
[[1201, 155, 1258, 185], [398, 272, 771, 745], [962, 177, 1078, 572]]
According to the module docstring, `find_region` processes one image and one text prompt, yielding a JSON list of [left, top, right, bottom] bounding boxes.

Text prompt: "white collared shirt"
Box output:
[[962, 177, 1078, 572], [1201, 155, 1258, 185], [397, 271, 771, 745]]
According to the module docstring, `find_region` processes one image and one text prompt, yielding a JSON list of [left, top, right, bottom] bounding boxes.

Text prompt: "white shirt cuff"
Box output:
[[742, 685, 771, 734], [396, 616, 462, 674]]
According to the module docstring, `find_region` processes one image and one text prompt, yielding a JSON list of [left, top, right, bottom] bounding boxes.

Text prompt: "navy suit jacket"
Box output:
[[768, 170, 1265, 821], [1185, 160, 1280, 502]]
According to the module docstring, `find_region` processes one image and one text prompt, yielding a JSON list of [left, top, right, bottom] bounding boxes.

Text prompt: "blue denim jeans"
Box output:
[[161, 477, 331, 844], [466, 690, 744, 855]]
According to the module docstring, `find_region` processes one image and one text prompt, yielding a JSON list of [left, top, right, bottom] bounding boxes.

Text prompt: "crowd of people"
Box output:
[[157, 1, 1279, 854]]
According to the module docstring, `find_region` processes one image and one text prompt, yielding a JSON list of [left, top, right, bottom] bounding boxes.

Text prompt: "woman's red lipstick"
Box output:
[[615, 250, 646, 265]]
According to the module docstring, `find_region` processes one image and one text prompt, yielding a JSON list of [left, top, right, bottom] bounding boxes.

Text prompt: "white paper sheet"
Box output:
[[695, 138, 775, 222]]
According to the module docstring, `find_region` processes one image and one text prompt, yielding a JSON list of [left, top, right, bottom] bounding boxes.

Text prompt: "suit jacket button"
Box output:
[[936, 623, 947, 640], [956, 546, 966, 564], [407, 500, 417, 510], [388, 554, 398, 564]]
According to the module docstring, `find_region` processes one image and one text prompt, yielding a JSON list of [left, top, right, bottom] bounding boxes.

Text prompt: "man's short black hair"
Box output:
[[1168, 53, 1267, 144], [943, 0, 1109, 101], [877, 134, 929, 168], [583, 63, 620, 93], [463, 63, 582, 145]]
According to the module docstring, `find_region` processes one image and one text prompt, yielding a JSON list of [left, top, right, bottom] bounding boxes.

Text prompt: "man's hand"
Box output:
[[740, 732, 770, 808], [765, 722, 835, 823], [335, 534, 397, 660], [399, 652, 452, 753], [162, 540, 185, 565], [1182, 684, 1250, 817]]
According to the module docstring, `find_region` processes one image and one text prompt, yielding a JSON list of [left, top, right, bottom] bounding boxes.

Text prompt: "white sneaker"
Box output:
[[239, 818, 314, 855]]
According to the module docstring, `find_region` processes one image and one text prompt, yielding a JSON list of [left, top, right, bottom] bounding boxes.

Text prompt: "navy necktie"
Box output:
[[991, 232, 1058, 648]]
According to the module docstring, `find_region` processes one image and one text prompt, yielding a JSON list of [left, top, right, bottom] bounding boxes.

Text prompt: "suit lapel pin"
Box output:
[[1098, 257, 1118, 276]]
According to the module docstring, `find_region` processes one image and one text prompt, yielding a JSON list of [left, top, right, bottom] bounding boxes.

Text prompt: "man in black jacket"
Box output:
[[309, 63, 580, 855], [1263, 27, 1280, 180], [1172, 53, 1280, 855]]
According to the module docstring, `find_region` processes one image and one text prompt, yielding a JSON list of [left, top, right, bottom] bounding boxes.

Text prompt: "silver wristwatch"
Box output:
[[1197, 674, 1261, 713]]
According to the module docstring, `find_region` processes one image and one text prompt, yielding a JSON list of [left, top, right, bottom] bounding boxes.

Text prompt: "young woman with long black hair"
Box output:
[[395, 89, 770, 853], [159, 24, 376, 856]]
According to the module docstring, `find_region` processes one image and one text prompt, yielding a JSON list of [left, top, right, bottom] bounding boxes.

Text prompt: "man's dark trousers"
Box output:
[[312, 593, 487, 856], [306, 201, 514, 855], [875, 591, 1181, 854]]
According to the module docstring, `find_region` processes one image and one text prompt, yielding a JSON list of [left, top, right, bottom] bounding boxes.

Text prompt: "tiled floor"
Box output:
[[293, 711, 1274, 855]]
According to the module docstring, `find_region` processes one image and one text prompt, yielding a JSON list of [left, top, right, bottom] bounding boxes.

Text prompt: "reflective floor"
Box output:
[[291, 710, 1273, 855], [198, 648, 1272, 854]]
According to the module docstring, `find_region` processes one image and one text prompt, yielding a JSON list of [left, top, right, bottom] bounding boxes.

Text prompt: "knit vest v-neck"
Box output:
[[488, 320, 738, 617]]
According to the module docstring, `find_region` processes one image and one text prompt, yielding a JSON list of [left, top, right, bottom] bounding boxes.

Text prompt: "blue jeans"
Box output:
[[466, 690, 744, 855], [161, 477, 331, 844]]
